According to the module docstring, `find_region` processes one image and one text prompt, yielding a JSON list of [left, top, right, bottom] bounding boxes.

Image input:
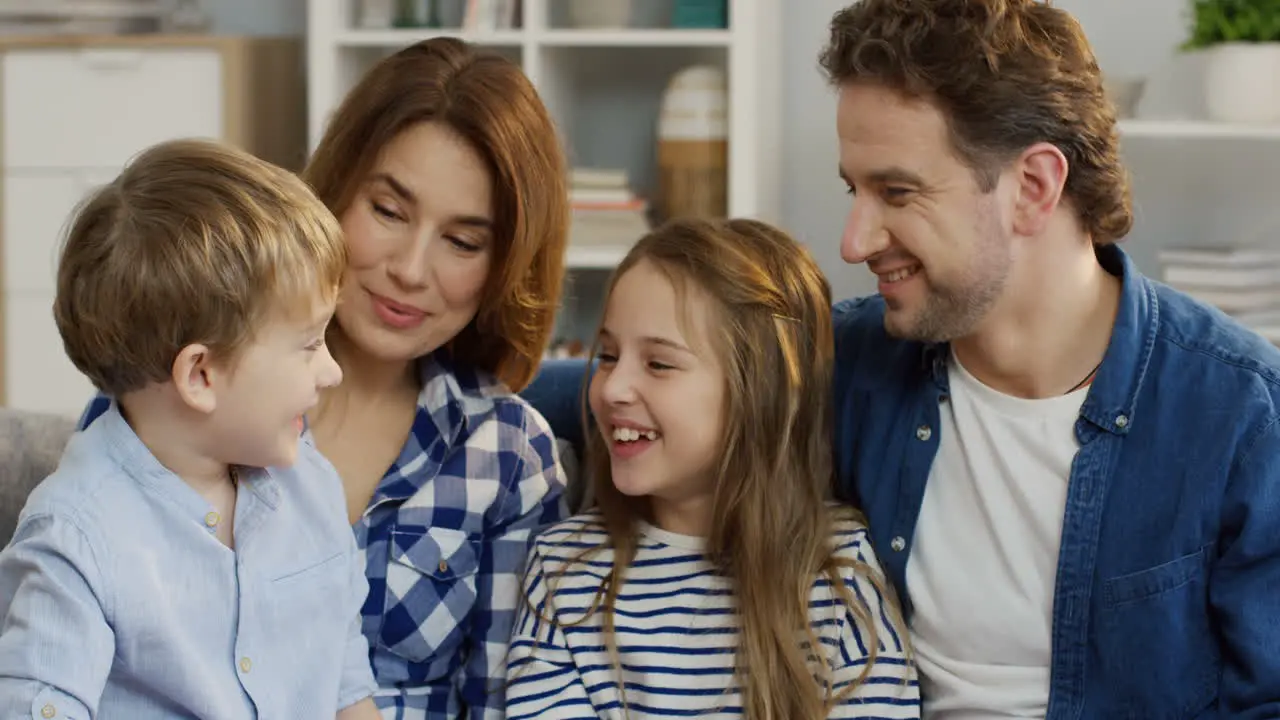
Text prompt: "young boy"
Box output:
[[0, 139, 381, 719]]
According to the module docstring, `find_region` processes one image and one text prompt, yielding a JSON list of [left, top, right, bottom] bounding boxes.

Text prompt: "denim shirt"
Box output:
[[832, 244, 1280, 718], [0, 403, 376, 719]]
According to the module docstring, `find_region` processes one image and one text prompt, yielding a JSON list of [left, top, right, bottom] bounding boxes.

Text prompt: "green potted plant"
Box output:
[[1184, 0, 1280, 123]]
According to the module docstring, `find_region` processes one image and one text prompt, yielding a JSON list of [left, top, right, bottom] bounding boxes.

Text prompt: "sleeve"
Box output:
[[830, 296, 875, 508], [1212, 416, 1280, 717], [0, 514, 115, 719], [503, 543, 595, 720], [336, 537, 378, 710], [829, 528, 921, 719], [457, 404, 569, 720]]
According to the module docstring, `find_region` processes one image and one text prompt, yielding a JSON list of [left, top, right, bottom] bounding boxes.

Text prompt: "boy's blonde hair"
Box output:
[[54, 138, 347, 396]]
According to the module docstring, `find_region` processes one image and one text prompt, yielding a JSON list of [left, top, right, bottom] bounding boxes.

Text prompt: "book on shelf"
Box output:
[[569, 166, 651, 252], [463, 0, 519, 30], [1159, 246, 1280, 342]]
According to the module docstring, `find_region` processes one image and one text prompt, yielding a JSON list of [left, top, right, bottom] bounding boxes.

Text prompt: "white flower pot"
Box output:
[[567, 0, 632, 28], [1203, 42, 1280, 124]]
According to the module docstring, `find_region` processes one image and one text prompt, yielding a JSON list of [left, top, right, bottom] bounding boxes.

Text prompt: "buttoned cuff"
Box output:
[[30, 686, 90, 720]]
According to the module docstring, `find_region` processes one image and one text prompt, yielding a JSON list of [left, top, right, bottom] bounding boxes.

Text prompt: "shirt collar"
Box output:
[[97, 403, 282, 512], [919, 243, 1156, 435], [417, 350, 509, 450]]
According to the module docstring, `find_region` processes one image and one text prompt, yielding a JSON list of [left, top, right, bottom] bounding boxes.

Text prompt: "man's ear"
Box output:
[[171, 343, 219, 414], [1010, 141, 1069, 238]]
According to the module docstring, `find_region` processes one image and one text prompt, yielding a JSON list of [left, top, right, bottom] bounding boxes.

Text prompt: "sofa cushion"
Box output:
[[0, 408, 76, 542]]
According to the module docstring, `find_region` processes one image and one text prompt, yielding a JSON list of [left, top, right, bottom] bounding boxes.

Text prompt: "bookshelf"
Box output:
[[1120, 119, 1280, 140], [308, 0, 782, 355]]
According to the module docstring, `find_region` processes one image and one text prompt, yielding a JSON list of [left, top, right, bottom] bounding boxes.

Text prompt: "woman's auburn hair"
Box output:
[[303, 37, 569, 391]]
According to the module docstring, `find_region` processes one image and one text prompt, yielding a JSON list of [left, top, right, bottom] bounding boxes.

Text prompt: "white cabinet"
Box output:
[[2, 48, 224, 169], [0, 36, 305, 418], [4, 291, 88, 417]]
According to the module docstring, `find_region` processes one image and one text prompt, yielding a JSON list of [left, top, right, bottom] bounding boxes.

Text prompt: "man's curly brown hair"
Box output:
[[820, 0, 1133, 244]]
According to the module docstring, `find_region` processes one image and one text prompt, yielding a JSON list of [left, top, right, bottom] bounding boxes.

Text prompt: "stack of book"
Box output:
[[1159, 246, 1280, 345], [568, 167, 651, 255], [461, 0, 520, 30], [0, 0, 175, 34]]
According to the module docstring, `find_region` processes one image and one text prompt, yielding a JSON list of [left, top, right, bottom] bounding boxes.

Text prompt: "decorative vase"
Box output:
[[1203, 42, 1280, 124], [673, 0, 727, 29], [657, 66, 728, 220], [567, 0, 631, 29]]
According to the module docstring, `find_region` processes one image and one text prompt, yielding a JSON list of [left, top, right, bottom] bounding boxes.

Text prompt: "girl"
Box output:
[[79, 37, 570, 719], [504, 217, 919, 718]]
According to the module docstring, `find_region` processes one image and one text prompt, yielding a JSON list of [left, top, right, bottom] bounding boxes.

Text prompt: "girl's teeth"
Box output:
[[612, 427, 658, 442]]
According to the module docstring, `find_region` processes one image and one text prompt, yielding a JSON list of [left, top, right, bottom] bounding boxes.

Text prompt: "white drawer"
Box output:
[[4, 290, 96, 419], [4, 170, 118, 293], [2, 47, 224, 170]]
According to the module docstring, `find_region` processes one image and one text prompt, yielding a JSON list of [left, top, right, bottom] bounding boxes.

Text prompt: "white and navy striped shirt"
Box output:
[[504, 512, 920, 719]]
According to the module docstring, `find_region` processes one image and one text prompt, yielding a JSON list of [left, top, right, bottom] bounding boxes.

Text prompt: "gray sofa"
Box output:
[[0, 408, 76, 541]]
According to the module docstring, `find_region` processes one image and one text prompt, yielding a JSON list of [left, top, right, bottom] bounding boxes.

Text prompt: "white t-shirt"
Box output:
[[906, 351, 1086, 718]]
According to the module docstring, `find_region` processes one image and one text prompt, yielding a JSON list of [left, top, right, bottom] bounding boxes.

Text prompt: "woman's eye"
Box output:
[[448, 236, 482, 252], [371, 201, 400, 221]]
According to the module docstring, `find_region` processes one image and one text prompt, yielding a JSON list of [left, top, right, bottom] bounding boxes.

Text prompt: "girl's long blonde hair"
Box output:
[[563, 217, 908, 719]]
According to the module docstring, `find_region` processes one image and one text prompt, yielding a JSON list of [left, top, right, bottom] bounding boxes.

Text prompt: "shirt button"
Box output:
[[204, 511, 220, 528], [915, 425, 932, 441], [239, 656, 252, 673], [41, 704, 56, 719], [437, 560, 449, 573], [890, 536, 906, 552], [1115, 414, 1129, 428]]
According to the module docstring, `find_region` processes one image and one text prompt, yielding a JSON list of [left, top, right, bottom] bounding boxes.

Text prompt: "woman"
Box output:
[[81, 38, 570, 719]]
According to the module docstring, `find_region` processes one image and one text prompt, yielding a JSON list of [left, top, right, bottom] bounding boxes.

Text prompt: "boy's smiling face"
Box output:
[[206, 298, 343, 469]]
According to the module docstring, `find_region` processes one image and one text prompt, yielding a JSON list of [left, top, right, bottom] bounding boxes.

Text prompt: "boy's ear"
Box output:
[[171, 343, 220, 414]]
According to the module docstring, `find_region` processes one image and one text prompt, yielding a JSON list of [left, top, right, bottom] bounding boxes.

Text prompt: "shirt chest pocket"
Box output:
[[380, 526, 482, 662], [1097, 547, 1217, 718], [265, 550, 349, 646]]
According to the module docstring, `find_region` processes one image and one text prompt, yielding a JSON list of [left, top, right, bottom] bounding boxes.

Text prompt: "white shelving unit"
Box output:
[[308, 0, 781, 350], [1117, 116, 1280, 286], [307, 0, 781, 229], [1120, 119, 1280, 140]]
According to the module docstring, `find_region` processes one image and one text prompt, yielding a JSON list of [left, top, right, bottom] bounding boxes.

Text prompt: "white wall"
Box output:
[[205, 0, 305, 35]]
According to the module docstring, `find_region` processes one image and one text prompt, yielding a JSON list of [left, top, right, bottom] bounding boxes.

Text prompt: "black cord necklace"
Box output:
[[1066, 359, 1103, 394]]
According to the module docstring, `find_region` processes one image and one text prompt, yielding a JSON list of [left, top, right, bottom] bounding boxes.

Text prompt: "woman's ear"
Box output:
[[171, 343, 219, 414]]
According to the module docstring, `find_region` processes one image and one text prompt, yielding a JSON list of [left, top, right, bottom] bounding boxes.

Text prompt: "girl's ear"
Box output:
[[170, 343, 220, 414]]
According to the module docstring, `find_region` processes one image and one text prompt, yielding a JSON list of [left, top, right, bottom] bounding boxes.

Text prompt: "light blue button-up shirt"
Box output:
[[0, 404, 377, 719]]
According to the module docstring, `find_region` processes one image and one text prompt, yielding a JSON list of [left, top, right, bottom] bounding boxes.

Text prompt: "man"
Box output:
[[821, 0, 1280, 717]]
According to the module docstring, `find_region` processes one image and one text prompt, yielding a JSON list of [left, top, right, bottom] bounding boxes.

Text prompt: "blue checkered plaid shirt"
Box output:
[[77, 351, 568, 720]]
